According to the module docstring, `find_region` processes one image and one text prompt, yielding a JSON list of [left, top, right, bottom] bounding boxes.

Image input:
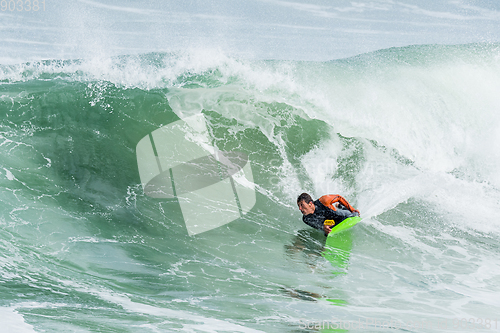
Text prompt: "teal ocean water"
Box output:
[[1, 44, 500, 332]]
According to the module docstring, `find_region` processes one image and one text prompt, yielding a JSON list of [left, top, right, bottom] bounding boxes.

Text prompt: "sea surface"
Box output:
[[1, 1, 500, 333]]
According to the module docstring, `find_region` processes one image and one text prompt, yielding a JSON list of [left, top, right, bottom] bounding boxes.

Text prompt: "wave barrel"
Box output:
[[136, 114, 256, 235]]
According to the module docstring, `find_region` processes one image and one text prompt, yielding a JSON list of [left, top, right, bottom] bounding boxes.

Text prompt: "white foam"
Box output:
[[96, 290, 265, 333], [4, 168, 15, 181], [0, 307, 36, 333], [54, 278, 264, 333]]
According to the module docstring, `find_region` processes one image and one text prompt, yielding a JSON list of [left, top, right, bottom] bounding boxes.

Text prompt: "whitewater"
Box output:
[[2, 1, 500, 332], [1, 43, 499, 332]]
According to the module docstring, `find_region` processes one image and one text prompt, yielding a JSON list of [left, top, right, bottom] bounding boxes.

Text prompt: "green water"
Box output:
[[1, 45, 500, 332]]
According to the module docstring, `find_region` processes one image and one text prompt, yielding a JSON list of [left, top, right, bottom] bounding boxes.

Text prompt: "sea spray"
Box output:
[[1, 44, 500, 332]]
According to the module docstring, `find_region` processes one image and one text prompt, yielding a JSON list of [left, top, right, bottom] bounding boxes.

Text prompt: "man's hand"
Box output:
[[323, 224, 332, 235]]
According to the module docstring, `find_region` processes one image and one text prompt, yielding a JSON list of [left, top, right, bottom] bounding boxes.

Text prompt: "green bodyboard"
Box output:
[[322, 216, 361, 271], [327, 216, 361, 236]]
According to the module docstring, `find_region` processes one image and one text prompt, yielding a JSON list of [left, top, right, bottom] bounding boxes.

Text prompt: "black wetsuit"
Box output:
[[302, 199, 358, 232]]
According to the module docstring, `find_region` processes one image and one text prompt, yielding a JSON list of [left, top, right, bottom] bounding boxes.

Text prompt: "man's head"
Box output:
[[297, 192, 315, 215]]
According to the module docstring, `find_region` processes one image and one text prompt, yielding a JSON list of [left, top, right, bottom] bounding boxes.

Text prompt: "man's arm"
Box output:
[[323, 208, 358, 234], [319, 195, 360, 215]]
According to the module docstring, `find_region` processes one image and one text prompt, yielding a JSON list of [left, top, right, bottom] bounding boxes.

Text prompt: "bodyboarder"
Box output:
[[297, 193, 360, 235]]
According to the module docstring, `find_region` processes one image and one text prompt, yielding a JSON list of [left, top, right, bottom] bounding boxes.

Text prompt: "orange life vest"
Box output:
[[318, 194, 360, 215]]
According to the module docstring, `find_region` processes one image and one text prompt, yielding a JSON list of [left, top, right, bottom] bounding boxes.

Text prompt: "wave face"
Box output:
[[1, 44, 500, 332]]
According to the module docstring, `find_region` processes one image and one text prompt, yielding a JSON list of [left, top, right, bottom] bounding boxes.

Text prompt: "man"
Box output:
[[297, 193, 360, 235]]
